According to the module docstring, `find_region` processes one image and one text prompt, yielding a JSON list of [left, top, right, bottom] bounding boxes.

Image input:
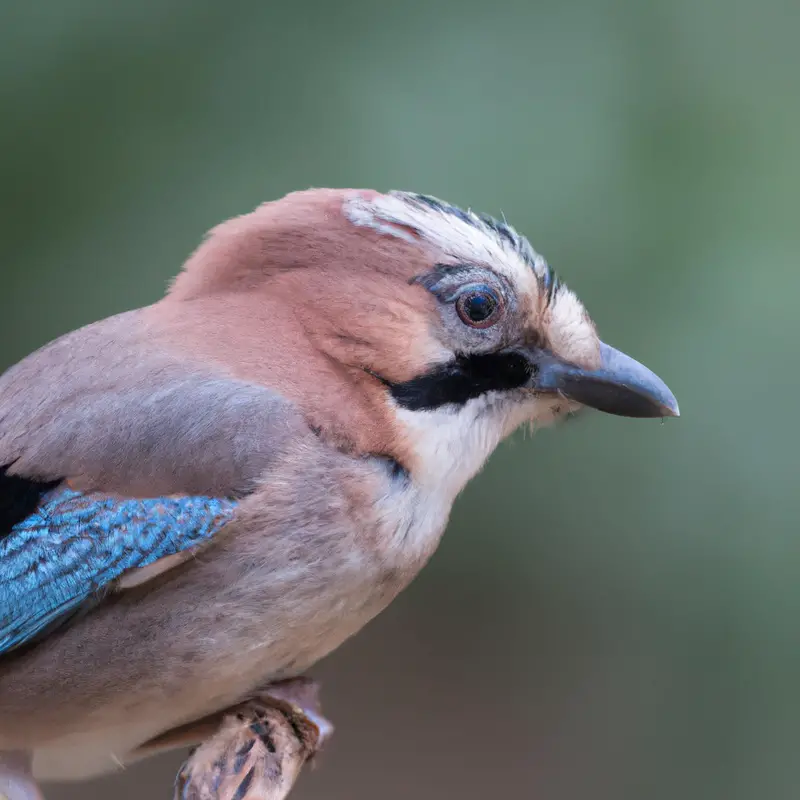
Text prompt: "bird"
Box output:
[[0, 188, 678, 799]]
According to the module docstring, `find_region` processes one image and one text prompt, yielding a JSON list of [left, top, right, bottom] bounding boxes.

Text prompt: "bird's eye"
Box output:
[[455, 285, 504, 329]]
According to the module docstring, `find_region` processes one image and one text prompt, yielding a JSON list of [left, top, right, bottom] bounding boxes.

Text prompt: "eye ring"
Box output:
[[454, 284, 504, 329]]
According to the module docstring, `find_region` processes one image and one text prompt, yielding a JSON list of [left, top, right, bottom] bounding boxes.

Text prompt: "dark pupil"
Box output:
[[465, 292, 495, 322]]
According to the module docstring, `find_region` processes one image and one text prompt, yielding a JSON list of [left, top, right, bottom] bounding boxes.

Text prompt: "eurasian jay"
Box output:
[[0, 189, 678, 798]]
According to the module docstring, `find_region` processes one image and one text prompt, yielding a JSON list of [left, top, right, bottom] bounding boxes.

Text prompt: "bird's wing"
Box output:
[[0, 487, 237, 653], [0, 310, 307, 655]]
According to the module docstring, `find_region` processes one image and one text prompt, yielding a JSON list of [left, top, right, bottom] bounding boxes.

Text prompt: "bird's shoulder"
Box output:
[[0, 308, 311, 501], [0, 308, 319, 656]]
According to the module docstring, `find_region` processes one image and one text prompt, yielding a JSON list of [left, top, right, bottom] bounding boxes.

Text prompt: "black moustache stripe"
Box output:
[[387, 352, 533, 411]]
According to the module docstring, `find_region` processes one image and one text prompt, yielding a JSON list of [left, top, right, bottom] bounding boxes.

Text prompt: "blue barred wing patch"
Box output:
[[0, 488, 237, 654]]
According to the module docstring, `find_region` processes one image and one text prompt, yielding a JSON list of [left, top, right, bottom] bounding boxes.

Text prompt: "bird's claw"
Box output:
[[174, 678, 332, 800], [252, 676, 334, 754]]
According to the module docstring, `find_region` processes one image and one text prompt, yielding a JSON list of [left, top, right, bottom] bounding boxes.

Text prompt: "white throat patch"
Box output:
[[373, 391, 569, 563]]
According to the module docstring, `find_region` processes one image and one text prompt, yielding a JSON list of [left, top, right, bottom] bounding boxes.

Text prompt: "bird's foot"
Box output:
[[254, 676, 334, 753], [174, 677, 332, 800]]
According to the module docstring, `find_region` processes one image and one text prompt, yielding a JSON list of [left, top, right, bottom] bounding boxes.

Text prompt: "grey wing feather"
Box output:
[[0, 310, 306, 498]]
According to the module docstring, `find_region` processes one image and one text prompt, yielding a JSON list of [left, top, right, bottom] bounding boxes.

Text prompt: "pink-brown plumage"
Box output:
[[0, 188, 677, 793]]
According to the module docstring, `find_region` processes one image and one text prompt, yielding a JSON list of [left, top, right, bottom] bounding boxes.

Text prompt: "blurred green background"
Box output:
[[1, 1, 798, 798]]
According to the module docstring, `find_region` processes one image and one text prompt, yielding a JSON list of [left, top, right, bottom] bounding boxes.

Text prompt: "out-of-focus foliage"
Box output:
[[1, 1, 798, 798]]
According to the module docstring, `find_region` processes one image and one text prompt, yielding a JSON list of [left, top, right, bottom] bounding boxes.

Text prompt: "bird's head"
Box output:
[[167, 189, 678, 495]]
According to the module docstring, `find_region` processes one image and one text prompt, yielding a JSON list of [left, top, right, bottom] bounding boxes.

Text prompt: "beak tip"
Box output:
[[598, 342, 680, 420], [661, 400, 680, 418], [657, 388, 680, 419]]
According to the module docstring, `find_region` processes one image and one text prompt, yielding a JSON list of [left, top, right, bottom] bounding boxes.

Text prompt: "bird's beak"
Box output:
[[530, 342, 679, 418]]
